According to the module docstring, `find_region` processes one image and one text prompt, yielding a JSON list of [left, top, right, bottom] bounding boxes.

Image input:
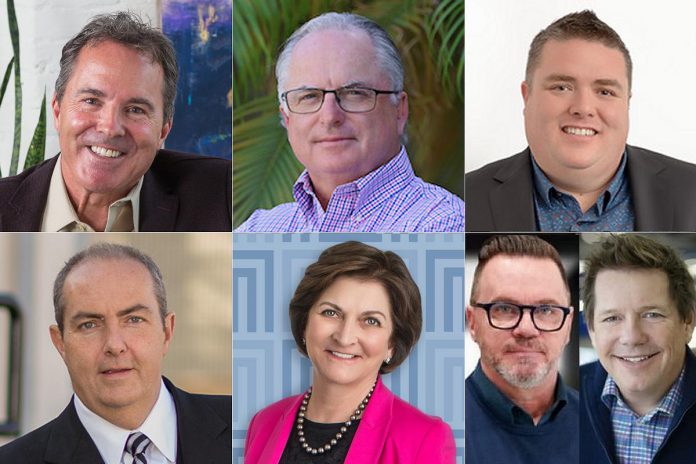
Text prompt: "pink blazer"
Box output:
[[244, 377, 456, 463]]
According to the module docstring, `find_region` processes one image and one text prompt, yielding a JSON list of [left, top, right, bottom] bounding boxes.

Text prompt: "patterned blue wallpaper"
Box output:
[[233, 233, 465, 462]]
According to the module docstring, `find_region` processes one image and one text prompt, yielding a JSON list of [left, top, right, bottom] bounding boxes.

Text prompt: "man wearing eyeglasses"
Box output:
[[465, 235, 578, 463], [581, 234, 696, 464], [235, 12, 464, 232]]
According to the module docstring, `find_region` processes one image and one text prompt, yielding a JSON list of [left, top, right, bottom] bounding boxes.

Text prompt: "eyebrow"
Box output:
[[69, 304, 150, 324], [543, 75, 624, 90], [485, 296, 566, 306], [317, 301, 388, 319], [75, 88, 156, 112]]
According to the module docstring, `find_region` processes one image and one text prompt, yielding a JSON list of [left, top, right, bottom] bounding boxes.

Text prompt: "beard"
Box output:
[[481, 339, 556, 389]]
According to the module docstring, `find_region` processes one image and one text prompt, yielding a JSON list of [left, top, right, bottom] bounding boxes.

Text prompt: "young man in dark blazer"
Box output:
[[0, 12, 231, 232], [466, 10, 696, 232], [0, 243, 231, 463]]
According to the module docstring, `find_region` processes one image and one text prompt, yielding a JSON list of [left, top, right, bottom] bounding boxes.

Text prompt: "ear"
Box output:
[[521, 81, 530, 105], [683, 312, 695, 345], [280, 105, 290, 127], [49, 324, 67, 361], [162, 312, 175, 355], [396, 92, 409, 136], [563, 307, 574, 345], [587, 318, 597, 348], [466, 306, 479, 342], [51, 94, 61, 131], [158, 118, 173, 147]]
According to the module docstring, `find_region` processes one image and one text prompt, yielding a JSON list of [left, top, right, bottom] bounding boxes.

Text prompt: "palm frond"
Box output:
[[23, 90, 46, 170]]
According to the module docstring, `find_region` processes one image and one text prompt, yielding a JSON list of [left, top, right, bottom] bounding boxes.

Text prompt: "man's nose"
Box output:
[[318, 92, 346, 126], [96, 104, 126, 137]]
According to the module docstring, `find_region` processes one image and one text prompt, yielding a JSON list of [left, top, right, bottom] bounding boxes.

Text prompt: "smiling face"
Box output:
[[522, 38, 630, 188], [589, 268, 694, 413], [49, 257, 174, 428], [467, 255, 572, 390], [281, 28, 408, 191], [53, 40, 172, 202], [304, 276, 393, 391]]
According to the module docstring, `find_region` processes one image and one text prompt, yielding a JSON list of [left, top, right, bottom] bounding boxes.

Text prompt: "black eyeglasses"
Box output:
[[281, 87, 401, 114], [472, 302, 573, 332]]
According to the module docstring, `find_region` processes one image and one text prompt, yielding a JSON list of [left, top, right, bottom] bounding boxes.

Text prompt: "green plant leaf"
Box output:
[[0, 56, 14, 109], [24, 90, 46, 170], [8, 0, 22, 176]]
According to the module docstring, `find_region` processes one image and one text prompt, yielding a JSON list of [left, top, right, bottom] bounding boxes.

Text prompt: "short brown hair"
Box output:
[[470, 235, 570, 304], [55, 11, 178, 122], [289, 241, 421, 374], [583, 234, 696, 330], [526, 10, 632, 89]]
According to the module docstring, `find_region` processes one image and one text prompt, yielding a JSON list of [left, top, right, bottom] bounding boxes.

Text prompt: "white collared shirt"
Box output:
[[40, 154, 142, 232], [73, 379, 178, 464]]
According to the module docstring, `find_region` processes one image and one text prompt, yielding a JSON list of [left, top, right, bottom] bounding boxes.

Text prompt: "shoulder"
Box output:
[[165, 378, 231, 426], [627, 145, 696, 173], [149, 149, 230, 179], [235, 202, 299, 232], [0, 415, 60, 462], [249, 395, 299, 429], [390, 395, 451, 434], [0, 155, 57, 192], [466, 150, 531, 184]]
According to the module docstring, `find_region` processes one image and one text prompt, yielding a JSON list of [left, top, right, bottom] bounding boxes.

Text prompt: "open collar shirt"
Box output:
[[236, 147, 464, 232], [74, 379, 177, 464], [41, 154, 141, 232], [602, 368, 685, 464], [531, 151, 634, 231]]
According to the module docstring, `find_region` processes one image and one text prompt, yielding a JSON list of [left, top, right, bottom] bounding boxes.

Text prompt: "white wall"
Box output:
[[465, 0, 696, 172], [0, 0, 158, 176]]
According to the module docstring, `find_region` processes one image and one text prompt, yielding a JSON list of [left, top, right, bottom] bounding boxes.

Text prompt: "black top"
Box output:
[[280, 418, 361, 464]]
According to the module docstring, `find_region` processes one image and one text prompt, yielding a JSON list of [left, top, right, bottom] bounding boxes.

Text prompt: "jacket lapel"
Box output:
[[584, 365, 616, 463], [165, 378, 229, 464], [625, 146, 672, 231], [140, 167, 178, 231], [44, 398, 104, 464], [345, 377, 392, 464], [259, 395, 302, 464], [489, 149, 537, 231], [0, 155, 57, 231]]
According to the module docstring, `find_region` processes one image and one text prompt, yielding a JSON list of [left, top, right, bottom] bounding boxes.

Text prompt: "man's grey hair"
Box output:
[[55, 11, 179, 123], [53, 243, 168, 332], [275, 12, 405, 111]]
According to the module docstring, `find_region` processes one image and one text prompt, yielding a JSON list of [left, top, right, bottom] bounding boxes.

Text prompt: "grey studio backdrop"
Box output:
[[233, 233, 465, 463]]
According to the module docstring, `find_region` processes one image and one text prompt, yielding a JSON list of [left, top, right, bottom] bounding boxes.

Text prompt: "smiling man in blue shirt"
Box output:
[[581, 234, 696, 464]]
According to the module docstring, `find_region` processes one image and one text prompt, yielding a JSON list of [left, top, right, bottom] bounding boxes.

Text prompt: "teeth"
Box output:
[[563, 127, 596, 136], [331, 351, 356, 359], [620, 355, 652, 363], [91, 145, 122, 158]]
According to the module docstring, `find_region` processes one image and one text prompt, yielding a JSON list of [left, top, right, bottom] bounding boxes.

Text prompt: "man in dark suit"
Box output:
[[466, 10, 696, 232], [0, 12, 231, 232], [0, 243, 231, 463]]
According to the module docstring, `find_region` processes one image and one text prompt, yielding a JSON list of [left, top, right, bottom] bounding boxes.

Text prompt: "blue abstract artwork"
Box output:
[[162, 1, 231, 159]]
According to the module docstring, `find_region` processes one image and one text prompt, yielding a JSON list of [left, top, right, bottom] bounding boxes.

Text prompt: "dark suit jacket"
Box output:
[[0, 150, 232, 231], [0, 377, 231, 464], [465, 145, 696, 231]]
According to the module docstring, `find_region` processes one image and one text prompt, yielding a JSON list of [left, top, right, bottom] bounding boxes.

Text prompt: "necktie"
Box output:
[[125, 432, 151, 464]]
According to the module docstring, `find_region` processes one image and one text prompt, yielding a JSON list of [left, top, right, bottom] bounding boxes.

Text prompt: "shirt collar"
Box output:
[[530, 149, 628, 213], [41, 154, 142, 232], [471, 361, 568, 426], [602, 365, 685, 419], [74, 379, 178, 464], [292, 146, 412, 212]]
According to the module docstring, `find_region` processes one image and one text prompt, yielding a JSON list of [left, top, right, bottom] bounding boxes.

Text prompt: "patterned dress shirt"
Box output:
[[531, 152, 635, 231], [236, 147, 464, 232], [602, 368, 685, 464]]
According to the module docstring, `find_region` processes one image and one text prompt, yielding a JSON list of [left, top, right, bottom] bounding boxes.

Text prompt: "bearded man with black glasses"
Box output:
[[465, 234, 578, 463], [235, 12, 464, 233]]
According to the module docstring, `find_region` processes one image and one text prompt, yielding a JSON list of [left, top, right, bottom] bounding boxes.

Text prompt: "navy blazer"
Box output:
[[0, 377, 231, 464], [580, 349, 696, 463], [0, 150, 232, 231], [465, 145, 696, 232]]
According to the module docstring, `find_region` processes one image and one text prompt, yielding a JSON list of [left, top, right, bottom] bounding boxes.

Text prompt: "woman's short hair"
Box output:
[[289, 241, 421, 374]]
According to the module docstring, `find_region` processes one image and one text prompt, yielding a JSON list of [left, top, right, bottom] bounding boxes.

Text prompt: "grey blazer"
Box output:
[[465, 145, 696, 232]]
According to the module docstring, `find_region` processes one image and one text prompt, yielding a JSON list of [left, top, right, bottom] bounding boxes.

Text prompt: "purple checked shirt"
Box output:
[[236, 147, 464, 232]]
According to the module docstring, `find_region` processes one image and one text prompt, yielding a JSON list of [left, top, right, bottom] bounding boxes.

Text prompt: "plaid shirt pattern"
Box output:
[[236, 147, 464, 232], [602, 368, 685, 464]]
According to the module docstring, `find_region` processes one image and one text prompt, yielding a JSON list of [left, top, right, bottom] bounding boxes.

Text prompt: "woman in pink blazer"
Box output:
[[244, 241, 456, 463]]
